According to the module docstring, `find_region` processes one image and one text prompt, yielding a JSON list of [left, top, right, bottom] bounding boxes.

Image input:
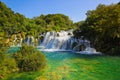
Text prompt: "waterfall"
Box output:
[[11, 35, 35, 47], [26, 36, 34, 46], [39, 31, 73, 50], [16, 38, 23, 47], [38, 30, 88, 51], [38, 30, 101, 54], [10, 30, 101, 54]]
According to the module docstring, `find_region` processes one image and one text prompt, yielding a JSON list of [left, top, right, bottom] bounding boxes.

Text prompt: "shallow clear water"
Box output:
[[42, 51, 75, 60], [7, 47, 20, 53], [6, 47, 120, 80], [41, 51, 100, 61]]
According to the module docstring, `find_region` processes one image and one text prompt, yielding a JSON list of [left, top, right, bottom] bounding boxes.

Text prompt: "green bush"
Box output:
[[0, 48, 18, 79], [13, 45, 46, 72]]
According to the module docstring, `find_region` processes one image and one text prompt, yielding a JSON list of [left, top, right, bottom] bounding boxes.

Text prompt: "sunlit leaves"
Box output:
[[75, 3, 120, 55]]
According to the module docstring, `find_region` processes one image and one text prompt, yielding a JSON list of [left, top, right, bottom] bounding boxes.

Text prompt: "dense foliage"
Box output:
[[0, 1, 74, 38], [33, 14, 74, 32], [13, 45, 46, 72], [0, 47, 18, 79], [74, 3, 120, 55], [0, 1, 75, 47]]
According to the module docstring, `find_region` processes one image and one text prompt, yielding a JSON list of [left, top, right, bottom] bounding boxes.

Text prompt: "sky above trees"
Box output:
[[1, 0, 119, 22]]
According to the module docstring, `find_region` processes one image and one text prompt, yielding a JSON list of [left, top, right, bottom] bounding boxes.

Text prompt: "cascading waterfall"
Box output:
[[26, 36, 34, 46], [38, 30, 99, 53], [10, 30, 101, 54], [39, 31, 75, 50], [11, 35, 35, 47], [16, 38, 23, 47], [38, 30, 101, 54]]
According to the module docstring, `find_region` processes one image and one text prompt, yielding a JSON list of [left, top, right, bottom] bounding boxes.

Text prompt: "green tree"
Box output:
[[74, 3, 120, 55]]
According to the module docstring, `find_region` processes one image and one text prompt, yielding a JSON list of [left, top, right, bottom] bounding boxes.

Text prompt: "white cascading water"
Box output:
[[38, 30, 100, 54], [16, 38, 23, 47], [11, 30, 101, 54], [39, 31, 74, 51], [38, 30, 101, 54], [11, 35, 35, 47], [26, 36, 34, 46], [76, 47, 100, 54]]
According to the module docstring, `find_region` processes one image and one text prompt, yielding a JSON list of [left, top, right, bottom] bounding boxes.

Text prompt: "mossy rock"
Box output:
[[72, 42, 78, 49]]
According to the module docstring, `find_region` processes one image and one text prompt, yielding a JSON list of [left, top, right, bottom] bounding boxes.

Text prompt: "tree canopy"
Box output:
[[74, 3, 120, 55], [0, 1, 74, 38]]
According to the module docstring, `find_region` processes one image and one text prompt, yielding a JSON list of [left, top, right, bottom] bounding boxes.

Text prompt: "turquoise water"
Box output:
[[6, 47, 120, 80], [43, 51, 75, 61], [7, 47, 20, 53], [42, 51, 101, 61], [8, 47, 100, 59]]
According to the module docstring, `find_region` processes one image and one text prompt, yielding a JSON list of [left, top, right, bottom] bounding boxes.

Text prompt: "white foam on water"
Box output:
[[75, 47, 101, 54]]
